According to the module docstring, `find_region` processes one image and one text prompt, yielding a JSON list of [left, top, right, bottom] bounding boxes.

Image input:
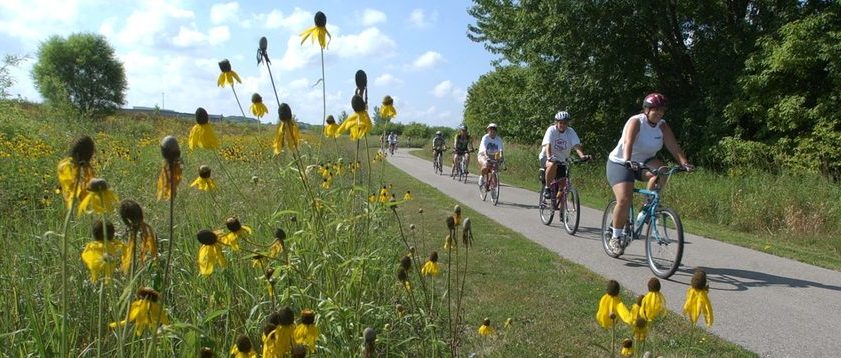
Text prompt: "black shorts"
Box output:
[[605, 159, 652, 186]]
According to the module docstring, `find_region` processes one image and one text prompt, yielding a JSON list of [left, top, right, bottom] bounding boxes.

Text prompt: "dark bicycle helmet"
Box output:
[[642, 92, 668, 108]]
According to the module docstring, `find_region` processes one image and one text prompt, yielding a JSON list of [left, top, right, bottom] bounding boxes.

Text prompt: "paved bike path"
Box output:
[[388, 149, 841, 358]]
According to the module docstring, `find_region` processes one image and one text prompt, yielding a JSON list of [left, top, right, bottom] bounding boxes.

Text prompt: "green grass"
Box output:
[[412, 143, 841, 271]]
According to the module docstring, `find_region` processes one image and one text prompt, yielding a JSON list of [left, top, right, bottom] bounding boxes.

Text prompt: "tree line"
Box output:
[[464, 0, 841, 178]]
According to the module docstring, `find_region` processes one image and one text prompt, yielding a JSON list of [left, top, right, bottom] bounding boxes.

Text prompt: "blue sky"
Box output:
[[0, 0, 497, 127]]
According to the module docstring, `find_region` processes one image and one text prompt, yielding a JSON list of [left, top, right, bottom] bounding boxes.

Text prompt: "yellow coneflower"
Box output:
[[619, 295, 643, 326], [294, 309, 319, 352], [251, 253, 267, 269], [217, 59, 242, 88], [379, 95, 397, 120], [196, 229, 226, 276], [263, 267, 276, 297], [336, 95, 372, 140], [81, 219, 125, 283], [397, 268, 411, 290], [119, 200, 157, 273], [641, 277, 666, 320], [108, 287, 169, 336], [421, 251, 440, 276], [320, 176, 332, 190], [268, 228, 286, 258], [157, 136, 182, 201], [56, 136, 96, 209], [273, 103, 301, 154], [188, 107, 220, 150], [478, 318, 494, 336], [351, 161, 361, 173], [368, 193, 376, 203], [230, 335, 257, 358], [190, 165, 216, 191], [219, 217, 252, 251], [261, 323, 278, 357], [251, 93, 269, 118], [452, 205, 462, 226], [77, 178, 119, 216], [632, 316, 649, 342], [620, 338, 634, 357], [324, 115, 340, 138], [378, 185, 389, 203], [272, 307, 297, 355], [403, 191, 413, 201], [333, 160, 344, 175], [683, 268, 714, 327], [596, 280, 627, 329], [300, 11, 331, 49], [317, 163, 329, 177]]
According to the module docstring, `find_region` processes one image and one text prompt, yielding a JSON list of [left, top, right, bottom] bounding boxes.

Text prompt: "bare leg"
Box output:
[[611, 181, 634, 230]]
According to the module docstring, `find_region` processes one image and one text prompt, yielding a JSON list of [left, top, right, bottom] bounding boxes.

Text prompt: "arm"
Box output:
[[660, 122, 689, 165], [621, 117, 640, 162]]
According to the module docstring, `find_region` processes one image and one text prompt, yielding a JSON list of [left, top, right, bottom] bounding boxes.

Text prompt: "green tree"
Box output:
[[1, 54, 28, 99], [32, 33, 126, 118]]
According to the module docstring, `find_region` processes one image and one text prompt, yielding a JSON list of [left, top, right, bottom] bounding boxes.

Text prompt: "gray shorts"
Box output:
[[606, 160, 648, 186]]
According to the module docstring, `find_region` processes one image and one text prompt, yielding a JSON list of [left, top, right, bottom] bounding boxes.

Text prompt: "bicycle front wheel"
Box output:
[[601, 200, 622, 258], [539, 188, 554, 225], [491, 172, 500, 205], [563, 188, 581, 235], [644, 207, 684, 279], [478, 176, 488, 201]]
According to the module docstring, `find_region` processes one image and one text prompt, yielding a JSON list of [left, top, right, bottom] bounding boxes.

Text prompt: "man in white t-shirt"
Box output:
[[478, 123, 504, 186], [540, 111, 591, 196]]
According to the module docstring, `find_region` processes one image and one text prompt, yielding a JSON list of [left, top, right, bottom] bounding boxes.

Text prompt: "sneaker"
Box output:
[[608, 236, 624, 256]]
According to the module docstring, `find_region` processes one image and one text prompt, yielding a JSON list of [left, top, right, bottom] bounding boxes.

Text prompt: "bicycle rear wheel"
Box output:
[[563, 188, 581, 235], [539, 188, 554, 225], [644, 207, 684, 279], [491, 172, 500, 205]]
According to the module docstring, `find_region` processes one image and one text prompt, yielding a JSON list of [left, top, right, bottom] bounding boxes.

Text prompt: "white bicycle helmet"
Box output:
[[435, 131, 442, 135], [486, 123, 498, 129], [554, 111, 571, 121]]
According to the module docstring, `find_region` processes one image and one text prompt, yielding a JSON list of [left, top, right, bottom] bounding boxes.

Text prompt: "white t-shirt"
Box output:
[[479, 134, 503, 158], [608, 114, 664, 164], [539, 125, 581, 162], [387, 134, 398, 144]]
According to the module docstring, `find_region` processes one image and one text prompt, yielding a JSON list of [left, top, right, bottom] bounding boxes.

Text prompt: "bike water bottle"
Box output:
[[635, 211, 646, 226]]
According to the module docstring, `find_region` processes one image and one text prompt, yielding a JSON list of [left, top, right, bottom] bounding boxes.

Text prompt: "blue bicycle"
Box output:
[[600, 163, 688, 278]]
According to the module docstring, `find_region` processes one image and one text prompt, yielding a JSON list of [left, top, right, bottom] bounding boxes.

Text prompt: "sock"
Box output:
[[612, 227, 623, 238]]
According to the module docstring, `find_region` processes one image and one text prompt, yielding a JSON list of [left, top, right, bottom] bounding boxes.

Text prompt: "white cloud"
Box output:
[[374, 73, 403, 87], [433, 80, 453, 98], [361, 9, 386, 26], [262, 7, 311, 31], [208, 26, 230, 46], [412, 51, 444, 70], [171, 26, 206, 47], [0, 0, 81, 41], [210, 2, 239, 24], [408, 9, 436, 28], [117, 1, 195, 48], [332, 27, 396, 58]]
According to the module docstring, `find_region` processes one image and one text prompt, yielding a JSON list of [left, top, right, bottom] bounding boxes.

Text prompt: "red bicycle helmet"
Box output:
[[642, 92, 668, 108]]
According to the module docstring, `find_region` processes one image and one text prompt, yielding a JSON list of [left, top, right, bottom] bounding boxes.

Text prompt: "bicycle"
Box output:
[[478, 155, 502, 205], [600, 162, 688, 278], [538, 157, 588, 234], [388, 142, 397, 155], [451, 150, 472, 183], [432, 147, 447, 175]]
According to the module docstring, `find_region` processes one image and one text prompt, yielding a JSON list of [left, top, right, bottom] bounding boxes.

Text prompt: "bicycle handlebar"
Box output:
[[550, 156, 592, 165], [625, 161, 689, 176]]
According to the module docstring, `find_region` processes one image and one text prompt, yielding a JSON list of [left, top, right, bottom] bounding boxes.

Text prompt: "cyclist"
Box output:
[[432, 131, 447, 165], [452, 125, 473, 175], [478, 123, 504, 188], [540, 111, 591, 198], [605, 92, 692, 256], [387, 131, 398, 154]]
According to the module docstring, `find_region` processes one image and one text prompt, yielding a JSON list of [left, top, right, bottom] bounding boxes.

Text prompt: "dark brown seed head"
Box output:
[[395, 303, 404, 314], [70, 135, 95, 164], [92, 219, 115, 241], [606, 280, 620, 296], [351, 95, 365, 112], [198, 165, 211, 179], [325, 115, 335, 124], [634, 317, 647, 329], [218, 59, 232, 73], [119, 199, 144, 229], [274, 228, 286, 241], [397, 268, 408, 282], [400, 256, 412, 271], [262, 323, 276, 336], [300, 309, 315, 325], [199, 347, 213, 358], [160, 136, 181, 163], [264, 267, 275, 280], [314, 11, 327, 27], [268, 311, 282, 326], [446, 216, 455, 230], [355, 70, 367, 89], [259, 36, 268, 51], [691, 268, 708, 290], [196, 229, 217, 245], [647, 277, 661, 292], [225, 217, 242, 232], [278, 306, 295, 326], [429, 251, 439, 263], [251, 93, 263, 104], [137, 287, 160, 302], [363, 327, 376, 344], [195, 107, 209, 124], [622, 338, 633, 349], [382, 95, 393, 106], [236, 335, 252, 353], [86, 178, 108, 192], [291, 344, 308, 358], [482, 318, 491, 326], [278, 103, 292, 122]]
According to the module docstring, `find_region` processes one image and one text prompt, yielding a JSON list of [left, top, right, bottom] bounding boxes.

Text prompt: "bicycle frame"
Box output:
[[626, 166, 683, 241]]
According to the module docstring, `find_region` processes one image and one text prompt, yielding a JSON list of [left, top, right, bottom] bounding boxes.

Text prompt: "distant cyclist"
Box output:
[[540, 111, 591, 197], [432, 131, 447, 154], [387, 131, 398, 154], [478, 123, 504, 187], [453, 125, 473, 175]]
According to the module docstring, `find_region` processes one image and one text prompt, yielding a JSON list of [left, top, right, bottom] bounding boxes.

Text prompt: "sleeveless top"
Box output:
[[608, 114, 664, 164]]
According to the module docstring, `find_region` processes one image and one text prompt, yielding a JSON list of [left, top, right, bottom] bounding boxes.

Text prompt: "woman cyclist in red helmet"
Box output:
[[604, 92, 693, 256]]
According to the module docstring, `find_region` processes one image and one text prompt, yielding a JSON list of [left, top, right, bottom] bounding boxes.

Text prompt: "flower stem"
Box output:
[[320, 48, 326, 128], [230, 85, 247, 118], [60, 167, 83, 357]]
